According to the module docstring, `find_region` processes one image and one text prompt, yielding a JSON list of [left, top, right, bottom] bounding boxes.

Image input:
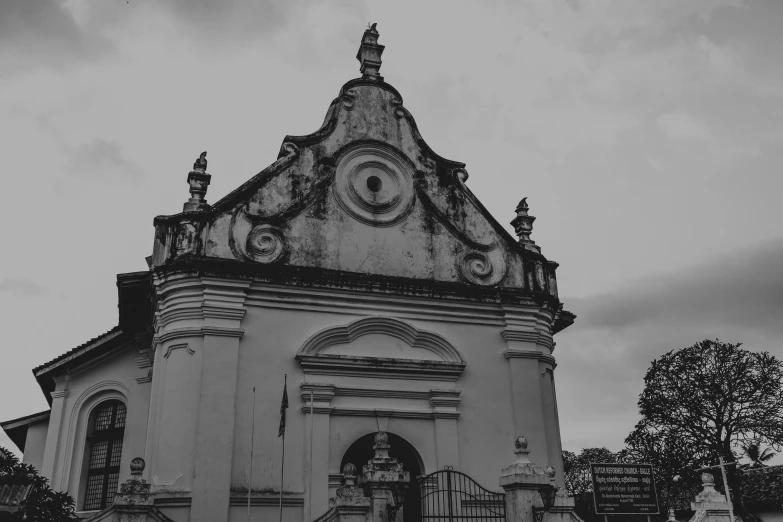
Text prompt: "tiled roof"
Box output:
[[32, 326, 123, 377], [741, 465, 783, 508], [0, 477, 33, 513]]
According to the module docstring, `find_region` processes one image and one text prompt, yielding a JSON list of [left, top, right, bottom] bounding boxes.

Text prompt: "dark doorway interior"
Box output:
[[341, 432, 423, 522]]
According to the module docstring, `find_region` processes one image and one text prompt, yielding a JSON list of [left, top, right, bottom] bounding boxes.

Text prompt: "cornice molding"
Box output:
[[501, 330, 554, 351], [503, 349, 556, 368], [228, 496, 304, 507], [245, 284, 506, 326], [154, 326, 244, 345], [297, 405, 459, 420], [297, 354, 464, 381]]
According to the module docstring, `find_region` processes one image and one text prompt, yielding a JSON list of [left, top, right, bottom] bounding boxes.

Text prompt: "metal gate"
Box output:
[[418, 466, 506, 522]]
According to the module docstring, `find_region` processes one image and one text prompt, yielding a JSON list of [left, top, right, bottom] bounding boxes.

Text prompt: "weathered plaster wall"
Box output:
[[39, 343, 150, 510], [22, 421, 48, 472], [152, 79, 560, 300]]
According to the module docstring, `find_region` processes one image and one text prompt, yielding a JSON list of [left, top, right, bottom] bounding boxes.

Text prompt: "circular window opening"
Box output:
[[366, 175, 382, 193]]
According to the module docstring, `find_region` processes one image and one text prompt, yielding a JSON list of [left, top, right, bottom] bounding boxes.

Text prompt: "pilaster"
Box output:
[[190, 278, 250, 522], [501, 304, 557, 471], [430, 389, 461, 469], [302, 383, 336, 521], [41, 375, 69, 486]]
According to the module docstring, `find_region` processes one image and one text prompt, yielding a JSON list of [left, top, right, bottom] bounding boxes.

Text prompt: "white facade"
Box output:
[[2, 26, 575, 522]]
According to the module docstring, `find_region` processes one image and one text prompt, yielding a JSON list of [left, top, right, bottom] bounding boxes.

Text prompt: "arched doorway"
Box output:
[[341, 432, 423, 522]]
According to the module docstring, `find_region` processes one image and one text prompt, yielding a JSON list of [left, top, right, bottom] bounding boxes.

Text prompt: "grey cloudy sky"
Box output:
[[1, 0, 782, 464]]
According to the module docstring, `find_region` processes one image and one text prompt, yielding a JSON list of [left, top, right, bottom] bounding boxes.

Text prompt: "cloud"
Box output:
[[35, 116, 142, 180], [556, 239, 783, 452], [0, 278, 50, 297], [0, 0, 113, 74], [657, 111, 712, 141], [568, 238, 783, 335]]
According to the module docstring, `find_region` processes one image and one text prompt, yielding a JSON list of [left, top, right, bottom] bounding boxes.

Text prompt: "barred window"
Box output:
[[83, 400, 126, 510]]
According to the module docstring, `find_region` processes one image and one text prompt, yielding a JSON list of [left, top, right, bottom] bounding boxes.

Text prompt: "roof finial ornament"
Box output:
[[510, 197, 540, 253], [356, 22, 384, 81], [183, 151, 212, 212]]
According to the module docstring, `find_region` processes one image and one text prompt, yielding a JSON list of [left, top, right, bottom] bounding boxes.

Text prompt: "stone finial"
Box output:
[[183, 151, 212, 212], [372, 431, 392, 461], [510, 197, 540, 253], [130, 457, 145, 477], [356, 23, 385, 80], [115, 457, 152, 508], [332, 462, 369, 507], [667, 507, 677, 521], [691, 471, 732, 512], [342, 463, 358, 488], [500, 435, 552, 491], [193, 151, 207, 172], [513, 436, 532, 465], [701, 473, 717, 494]]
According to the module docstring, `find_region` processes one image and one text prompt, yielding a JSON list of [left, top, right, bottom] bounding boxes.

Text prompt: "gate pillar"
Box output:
[[362, 432, 410, 522], [499, 437, 554, 522]]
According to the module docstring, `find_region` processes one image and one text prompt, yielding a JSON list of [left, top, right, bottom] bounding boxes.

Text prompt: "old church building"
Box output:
[[2, 26, 574, 522]]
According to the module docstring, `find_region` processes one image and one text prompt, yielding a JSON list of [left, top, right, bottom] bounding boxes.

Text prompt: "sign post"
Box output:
[[591, 463, 660, 519]]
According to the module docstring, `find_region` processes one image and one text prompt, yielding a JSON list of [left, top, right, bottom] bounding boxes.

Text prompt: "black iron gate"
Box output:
[[418, 466, 506, 522]]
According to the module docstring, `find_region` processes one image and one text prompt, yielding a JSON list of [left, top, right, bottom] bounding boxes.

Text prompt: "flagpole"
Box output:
[[247, 386, 256, 522], [308, 390, 314, 522], [279, 374, 287, 522]]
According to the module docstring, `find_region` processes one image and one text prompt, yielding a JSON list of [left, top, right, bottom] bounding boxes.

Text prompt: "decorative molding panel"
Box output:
[[332, 143, 415, 227], [164, 343, 194, 358], [298, 316, 465, 364]]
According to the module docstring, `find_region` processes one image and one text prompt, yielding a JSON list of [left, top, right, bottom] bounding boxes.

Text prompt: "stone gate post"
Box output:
[[686, 473, 742, 522], [499, 436, 554, 522], [362, 432, 410, 522]]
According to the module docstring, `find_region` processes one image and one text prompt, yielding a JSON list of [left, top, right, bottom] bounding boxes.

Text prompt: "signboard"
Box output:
[[590, 463, 660, 515]]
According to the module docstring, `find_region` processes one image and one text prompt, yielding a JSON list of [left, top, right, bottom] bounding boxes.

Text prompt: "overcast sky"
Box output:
[[1, 0, 782, 467]]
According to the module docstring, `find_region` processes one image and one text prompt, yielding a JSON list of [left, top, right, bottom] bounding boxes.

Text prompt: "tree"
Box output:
[[563, 447, 629, 522], [0, 447, 77, 521], [625, 422, 705, 513], [625, 339, 783, 522], [737, 440, 776, 469]]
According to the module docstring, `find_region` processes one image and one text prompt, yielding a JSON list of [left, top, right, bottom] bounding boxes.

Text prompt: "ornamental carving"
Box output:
[[229, 209, 288, 264], [246, 225, 286, 263], [457, 249, 507, 286], [332, 144, 415, 227]]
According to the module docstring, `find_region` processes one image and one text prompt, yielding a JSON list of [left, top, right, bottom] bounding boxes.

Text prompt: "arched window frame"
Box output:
[[60, 383, 130, 513], [81, 400, 127, 511]]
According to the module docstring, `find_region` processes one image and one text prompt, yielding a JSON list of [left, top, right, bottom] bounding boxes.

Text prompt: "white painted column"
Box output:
[[191, 278, 249, 522], [501, 305, 557, 469], [41, 375, 69, 488], [430, 390, 461, 470], [540, 367, 565, 489], [301, 383, 334, 521]]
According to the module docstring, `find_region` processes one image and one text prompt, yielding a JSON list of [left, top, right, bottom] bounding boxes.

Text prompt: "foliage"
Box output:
[[737, 441, 776, 469], [625, 339, 783, 522], [0, 447, 77, 521], [562, 447, 632, 522]]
